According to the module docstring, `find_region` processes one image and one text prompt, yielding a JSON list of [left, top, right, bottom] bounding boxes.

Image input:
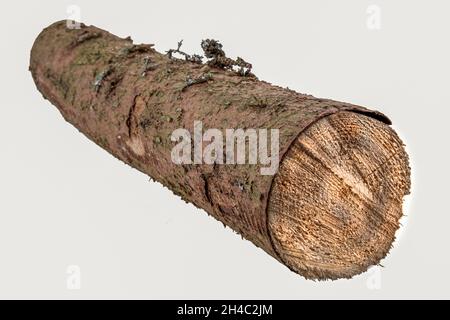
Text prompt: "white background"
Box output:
[[0, 0, 448, 298]]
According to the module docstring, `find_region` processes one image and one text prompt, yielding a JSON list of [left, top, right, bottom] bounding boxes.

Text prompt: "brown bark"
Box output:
[[29, 21, 410, 279]]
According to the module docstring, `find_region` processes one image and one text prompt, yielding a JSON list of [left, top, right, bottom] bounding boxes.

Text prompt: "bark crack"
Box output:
[[125, 95, 146, 156], [202, 174, 213, 205]]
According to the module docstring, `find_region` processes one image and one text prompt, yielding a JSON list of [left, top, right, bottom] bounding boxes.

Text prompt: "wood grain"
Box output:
[[268, 111, 411, 279]]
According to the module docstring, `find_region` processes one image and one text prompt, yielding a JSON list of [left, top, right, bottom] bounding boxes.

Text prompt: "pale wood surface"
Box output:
[[268, 111, 411, 279]]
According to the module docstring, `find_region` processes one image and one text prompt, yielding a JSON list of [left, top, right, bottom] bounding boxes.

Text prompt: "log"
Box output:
[[29, 20, 410, 280]]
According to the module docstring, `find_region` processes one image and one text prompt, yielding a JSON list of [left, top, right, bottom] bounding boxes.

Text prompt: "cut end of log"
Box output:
[[267, 111, 411, 280]]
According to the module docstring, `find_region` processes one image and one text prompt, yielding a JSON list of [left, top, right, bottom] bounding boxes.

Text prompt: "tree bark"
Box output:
[[29, 21, 410, 279]]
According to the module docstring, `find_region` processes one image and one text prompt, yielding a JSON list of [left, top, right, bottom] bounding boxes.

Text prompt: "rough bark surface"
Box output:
[[29, 21, 410, 279]]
